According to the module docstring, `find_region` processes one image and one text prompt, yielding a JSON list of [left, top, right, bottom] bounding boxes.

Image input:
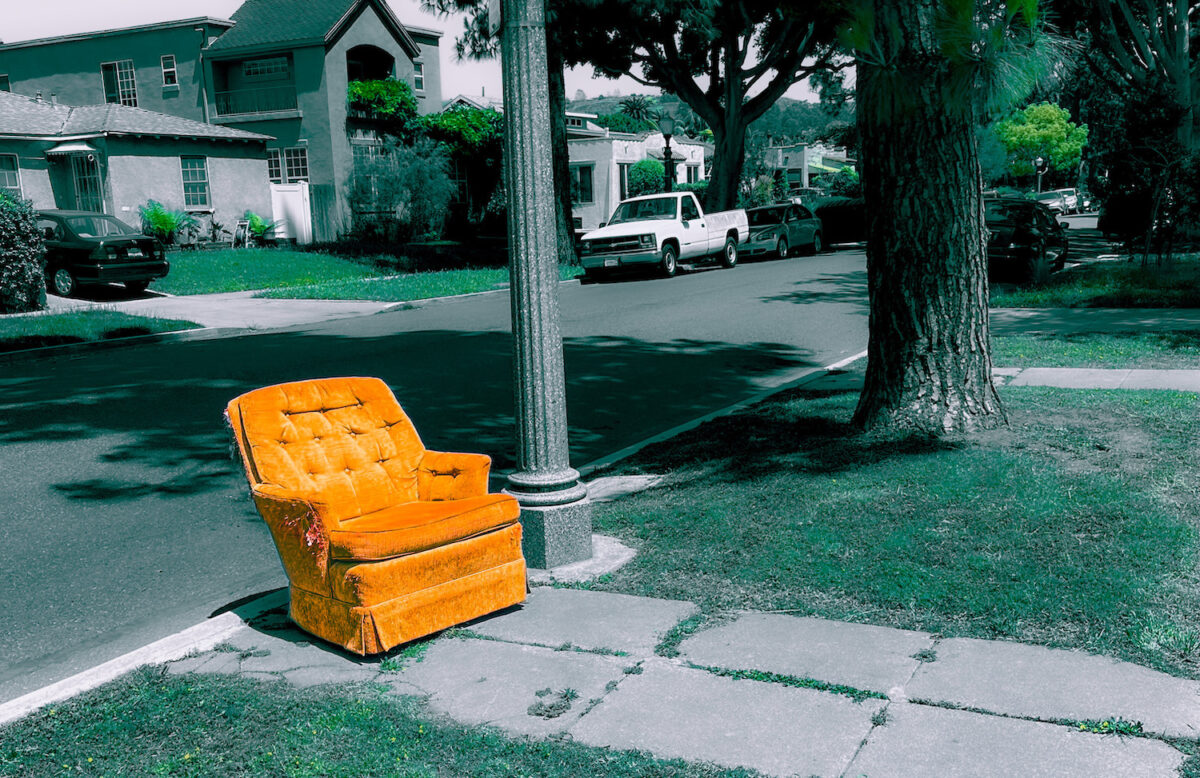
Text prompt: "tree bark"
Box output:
[[852, 0, 1004, 435], [546, 33, 578, 266], [706, 119, 748, 212]]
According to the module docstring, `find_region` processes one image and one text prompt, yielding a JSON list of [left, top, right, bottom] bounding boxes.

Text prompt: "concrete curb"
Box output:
[[0, 589, 288, 726]]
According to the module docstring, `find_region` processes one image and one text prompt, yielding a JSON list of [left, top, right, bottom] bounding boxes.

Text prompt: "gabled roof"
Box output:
[[205, 0, 419, 58], [0, 17, 233, 52], [0, 91, 271, 142]]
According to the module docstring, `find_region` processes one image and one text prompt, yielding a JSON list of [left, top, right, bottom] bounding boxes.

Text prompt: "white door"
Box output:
[[270, 181, 312, 244]]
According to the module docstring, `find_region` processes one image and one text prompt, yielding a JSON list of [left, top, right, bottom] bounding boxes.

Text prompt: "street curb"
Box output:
[[577, 350, 868, 476], [0, 590, 288, 727], [0, 277, 584, 364]]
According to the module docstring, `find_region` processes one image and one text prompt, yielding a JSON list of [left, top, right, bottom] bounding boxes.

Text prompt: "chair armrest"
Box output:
[[250, 485, 333, 575], [418, 450, 492, 501]]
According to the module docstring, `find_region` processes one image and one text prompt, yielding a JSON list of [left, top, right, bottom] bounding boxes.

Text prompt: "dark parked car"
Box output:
[[744, 202, 823, 258], [985, 197, 1069, 285], [809, 196, 867, 245], [36, 210, 169, 297]]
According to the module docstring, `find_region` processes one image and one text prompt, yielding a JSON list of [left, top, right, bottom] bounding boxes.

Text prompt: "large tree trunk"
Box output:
[[705, 119, 748, 212], [546, 34, 578, 266], [852, 0, 1003, 435]]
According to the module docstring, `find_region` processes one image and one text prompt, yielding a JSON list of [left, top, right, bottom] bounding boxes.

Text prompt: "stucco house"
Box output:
[[0, 0, 443, 240], [0, 90, 271, 233]]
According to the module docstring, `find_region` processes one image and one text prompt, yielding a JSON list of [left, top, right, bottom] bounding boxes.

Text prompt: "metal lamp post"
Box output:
[[1035, 156, 1046, 193], [657, 114, 676, 192]]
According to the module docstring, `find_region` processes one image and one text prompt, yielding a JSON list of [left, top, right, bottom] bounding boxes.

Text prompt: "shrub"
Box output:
[[628, 160, 665, 197], [0, 194, 46, 313], [348, 79, 418, 137], [243, 211, 276, 243], [739, 174, 778, 208], [139, 200, 197, 244], [826, 167, 862, 198], [675, 180, 710, 209], [347, 137, 455, 242]]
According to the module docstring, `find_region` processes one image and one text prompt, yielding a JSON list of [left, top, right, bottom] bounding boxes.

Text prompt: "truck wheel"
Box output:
[[659, 244, 678, 278], [50, 268, 78, 297], [719, 236, 738, 268]]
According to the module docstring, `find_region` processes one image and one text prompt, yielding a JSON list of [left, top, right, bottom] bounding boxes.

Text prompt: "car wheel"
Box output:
[[124, 280, 150, 294], [659, 244, 678, 278], [719, 236, 738, 268], [50, 267, 77, 297], [776, 236, 789, 259], [810, 232, 823, 255], [1023, 242, 1050, 287]]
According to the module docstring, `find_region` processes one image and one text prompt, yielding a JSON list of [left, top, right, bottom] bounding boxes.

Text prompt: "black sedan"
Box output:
[[985, 197, 1068, 285], [35, 210, 169, 297]]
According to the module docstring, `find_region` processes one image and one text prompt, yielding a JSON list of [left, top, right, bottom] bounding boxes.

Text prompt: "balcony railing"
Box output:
[[214, 85, 298, 117]]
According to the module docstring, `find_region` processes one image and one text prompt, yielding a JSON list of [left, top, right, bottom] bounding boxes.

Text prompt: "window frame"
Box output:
[[570, 164, 594, 205], [243, 56, 290, 80], [617, 162, 632, 202], [160, 55, 178, 87], [180, 155, 211, 210], [100, 59, 138, 107], [267, 149, 282, 184], [283, 147, 309, 183], [0, 154, 22, 199], [413, 61, 425, 92], [686, 164, 700, 184]]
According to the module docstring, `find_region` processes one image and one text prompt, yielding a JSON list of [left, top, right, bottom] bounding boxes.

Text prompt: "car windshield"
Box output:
[[608, 196, 678, 225], [66, 215, 137, 238], [748, 207, 786, 227], [985, 202, 1022, 223]]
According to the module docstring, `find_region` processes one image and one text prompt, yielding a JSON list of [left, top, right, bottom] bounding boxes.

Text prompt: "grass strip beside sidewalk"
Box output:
[[992, 331, 1200, 369], [992, 254, 1200, 308], [0, 310, 200, 354], [587, 383, 1200, 680], [0, 670, 756, 778], [256, 265, 583, 302]]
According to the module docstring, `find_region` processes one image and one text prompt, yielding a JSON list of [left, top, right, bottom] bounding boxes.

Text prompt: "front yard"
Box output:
[[0, 310, 200, 353]]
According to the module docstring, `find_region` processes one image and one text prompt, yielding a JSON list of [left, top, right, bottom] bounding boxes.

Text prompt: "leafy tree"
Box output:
[[628, 159, 665, 197], [347, 79, 420, 137], [846, 0, 1071, 434], [0, 194, 45, 313], [593, 112, 656, 133], [619, 95, 655, 123], [992, 102, 1088, 180], [581, 2, 843, 211], [419, 106, 505, 222], [825, 167, 862, 197]]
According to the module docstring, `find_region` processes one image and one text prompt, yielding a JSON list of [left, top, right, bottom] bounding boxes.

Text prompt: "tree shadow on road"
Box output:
[[759, 269, 869, 313]]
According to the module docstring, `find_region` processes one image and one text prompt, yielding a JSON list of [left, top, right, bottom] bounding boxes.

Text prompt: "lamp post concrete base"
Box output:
[[518, 499, 594, 570]]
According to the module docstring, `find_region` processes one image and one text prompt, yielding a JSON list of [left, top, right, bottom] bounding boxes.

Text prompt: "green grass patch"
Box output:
[[156, 249, 381, 295], [0, 310, 200, 353], [589, 384, 1200, 678], [992, 331, 1200, 369], [0, 669, 757, 777], [695, 665, 885, 703], [991, 254, 1200, 308], [257, 265, 582, 302]]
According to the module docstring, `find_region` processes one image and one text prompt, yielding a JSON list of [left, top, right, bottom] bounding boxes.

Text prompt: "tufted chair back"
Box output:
[[229, 377, 426, 524]]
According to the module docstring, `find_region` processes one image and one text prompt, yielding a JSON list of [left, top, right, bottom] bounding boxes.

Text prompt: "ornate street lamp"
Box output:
[[657, 114, 677, 192], [1034, 156, 1047, 193]]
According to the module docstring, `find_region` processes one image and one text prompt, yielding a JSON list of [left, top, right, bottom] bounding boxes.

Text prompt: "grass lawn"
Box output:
[[155, 249, 380, 295], [0, 670, 754, 778], [0, 310, 200, 353], [992, 331, 1200, 369], [587, 382, 1200, 680], [257, 265, 583, 302], [992, 253, 1200, 308]]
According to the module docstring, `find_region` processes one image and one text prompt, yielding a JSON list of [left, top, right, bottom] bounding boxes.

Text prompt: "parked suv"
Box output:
[[36, 210, 169, 297]]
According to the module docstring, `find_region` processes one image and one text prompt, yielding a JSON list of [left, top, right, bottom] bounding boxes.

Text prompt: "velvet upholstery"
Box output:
[[227, 376, 526, 655]]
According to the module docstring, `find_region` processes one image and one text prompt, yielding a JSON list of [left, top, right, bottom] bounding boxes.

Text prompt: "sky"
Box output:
[[2, 0, 817, 104]]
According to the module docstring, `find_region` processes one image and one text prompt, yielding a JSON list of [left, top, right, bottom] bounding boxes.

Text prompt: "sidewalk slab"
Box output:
[[847, 702, 1184, 777], [905, 638, 1200, 738], [1122, 369, 1200, 391], [467, 588, 697, 657], [526, 534, 637, 585], [392, 637, 627, 737], [1009, 368, 1132, 389], [679, 613, 934, 693], [570, 658, 883, 777], [585, 475, 664, 502]]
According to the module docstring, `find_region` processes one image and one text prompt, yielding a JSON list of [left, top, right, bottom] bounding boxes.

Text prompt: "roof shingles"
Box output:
[[205, 0, 357, 52]]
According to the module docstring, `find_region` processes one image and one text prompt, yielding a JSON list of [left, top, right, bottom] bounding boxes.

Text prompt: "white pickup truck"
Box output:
[[578, 192, 750, 279]]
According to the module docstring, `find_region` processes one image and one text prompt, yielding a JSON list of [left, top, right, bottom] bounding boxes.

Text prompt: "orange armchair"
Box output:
[[226, 377, 526, 655]]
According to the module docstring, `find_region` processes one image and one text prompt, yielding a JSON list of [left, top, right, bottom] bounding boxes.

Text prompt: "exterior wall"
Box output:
[[0, 22, 227, 122], [409, 31, 443, 115], [104, 136, 270, 230], [0, 138, 57, 209]]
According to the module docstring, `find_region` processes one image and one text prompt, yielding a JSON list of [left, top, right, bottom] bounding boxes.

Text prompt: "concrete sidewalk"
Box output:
[[165, 584, 1190, 777], [995, 366, 1200, 392]]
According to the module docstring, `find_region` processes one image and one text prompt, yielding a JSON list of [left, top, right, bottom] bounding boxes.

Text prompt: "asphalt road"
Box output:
[[0, 249, 869, 704]]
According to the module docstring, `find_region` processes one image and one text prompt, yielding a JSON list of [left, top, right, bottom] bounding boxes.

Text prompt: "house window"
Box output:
[[0, 154, 21, 199], [570, 164, 593, 204], [0, 75, 9, 92], [686, 164, 700, 183], [243, 56, 290, 79], [283, 147, 309, 182], [101, 60, 138, 106], [566, 116, 584, 128], [618, 162, 632, 201], [413, 62, 425, 92], [180, 156, 210, 209], [160, 55, 178, 87], [267, 149, 282, 184]]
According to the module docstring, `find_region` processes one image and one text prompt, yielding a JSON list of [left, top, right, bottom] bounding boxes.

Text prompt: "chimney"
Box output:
[[34, 90, 43, 103], [49, 92, 57, 105]]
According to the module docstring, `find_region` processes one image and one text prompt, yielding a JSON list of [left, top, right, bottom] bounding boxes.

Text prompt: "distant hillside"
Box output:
[[567, 94, 851, 144]]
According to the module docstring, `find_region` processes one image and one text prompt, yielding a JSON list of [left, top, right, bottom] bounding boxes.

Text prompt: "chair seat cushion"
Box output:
[[328, 494, 520, 561]]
